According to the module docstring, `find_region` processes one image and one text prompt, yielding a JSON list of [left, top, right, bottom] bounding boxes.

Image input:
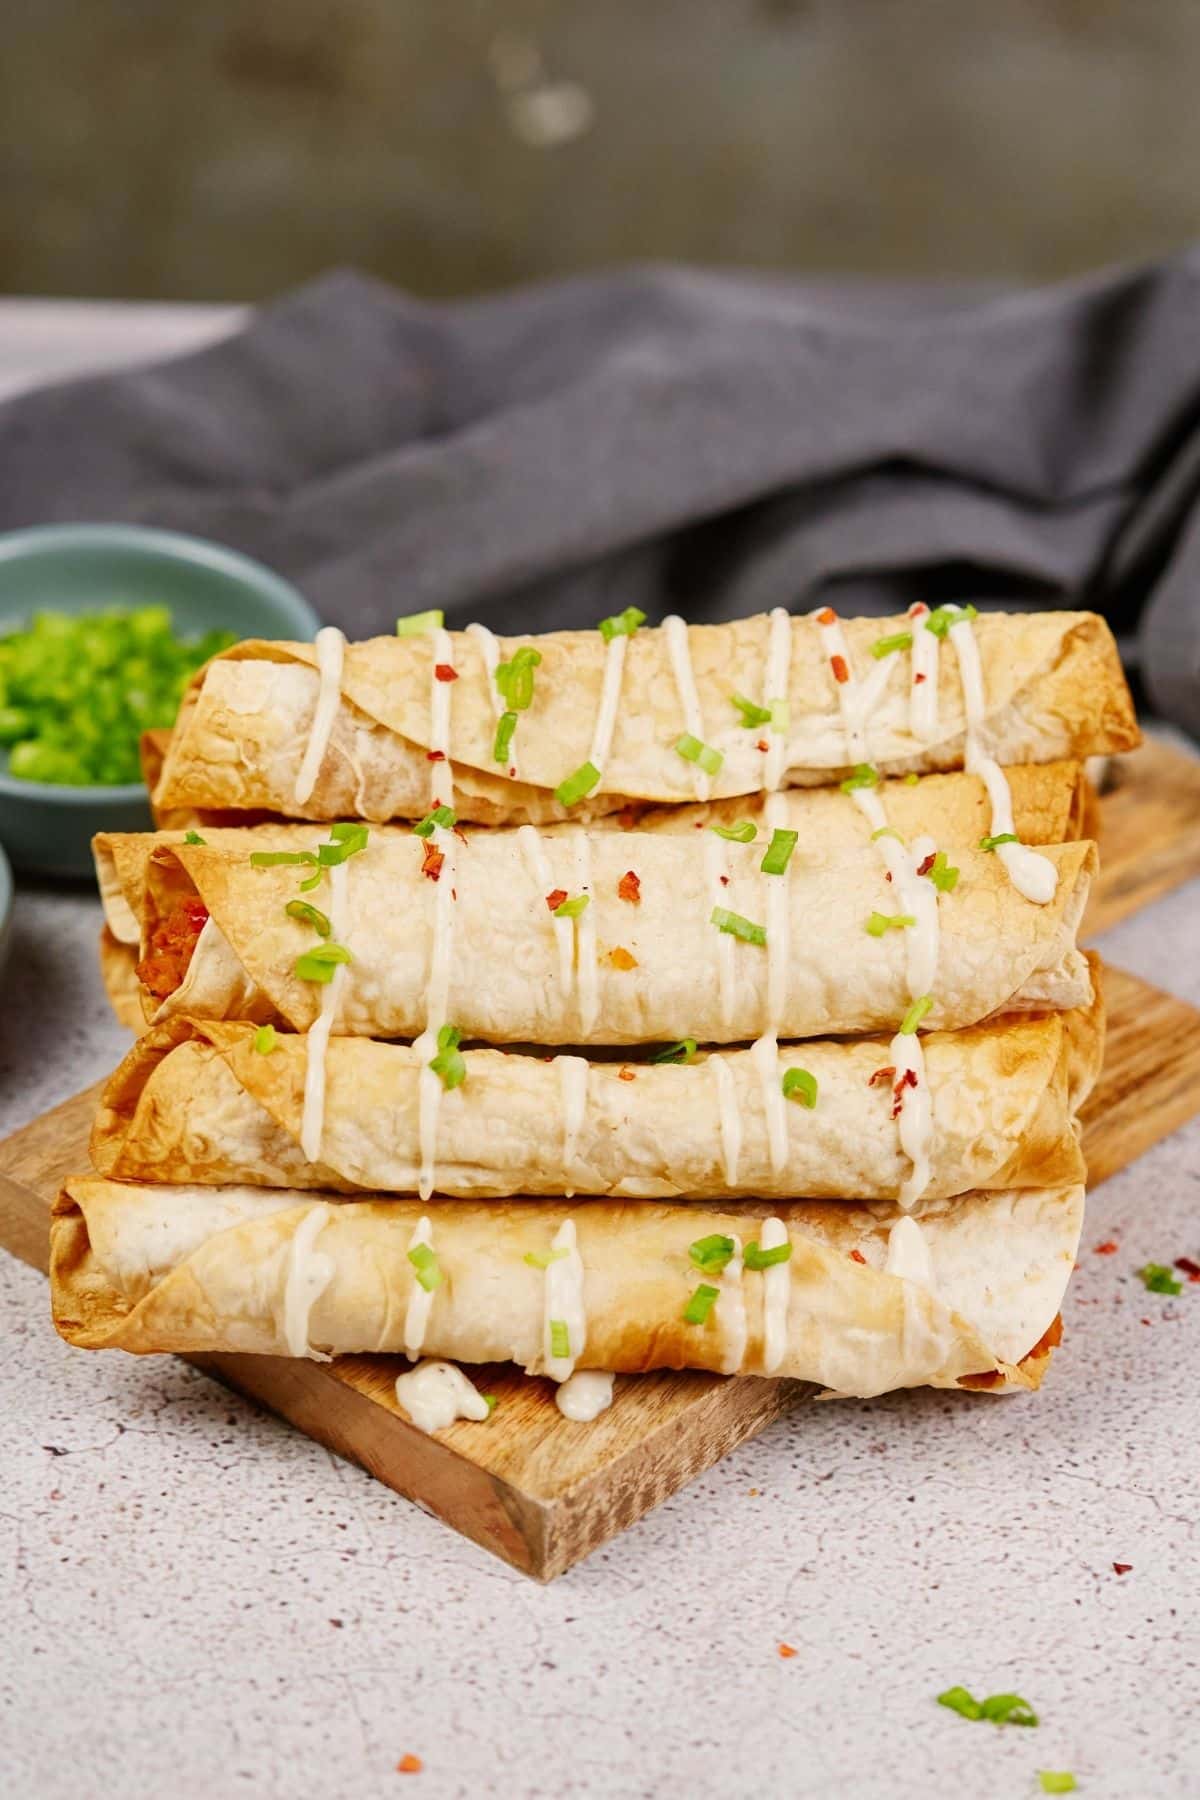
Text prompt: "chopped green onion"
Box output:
[[710, 907, 767, 947], [549, 1319, 571, 1360], [294, 943, 353, 983], [298, 869, 323, 893], [937, 1686, 983, 1722], [395, 610, 444, 636], [744, 1240, 793, 1271], [924, 602, 978, 639], [840, 763, 879, 794], [483, 1395, 499, 1416], [652, 1039, 697, 1064], [903, 773, 920, 786], [710, 819, 757, 843], [871, 826, 905, 844], [524, 1247, 569, 1270], [899, 994, 934, 1035], [493, 710, 518, 765], [413, 805, 456, 838], [675, 733, 724, 778], [597, 606, 646, 643], [253, 1024, 278, 1055], [285, 899, 332, 936], [1138, 1262, 1182, 1295], [689, 1234, 736, 1275], [494, 645, 542, 711], [251, 849, 319, 869], [731, 693, 772, 729], [317, 821, 370, 865], [429, 1023, 466, 1090], [407, 1242, 443, 1293], [978, 1694, 1038, 1727], [761, 827, 798, 877], [924, 850, 960, 893], [682, 1283, 720, 1326], [782, 1067, 818, 1108], [554, 761, 601, 808], [979, 832, 1020, 852], [183, 830, 206, 845], [1038, 1774, 1077, 1794], [866, 911, 916, 936], [553, 893, 590, 920], [871, 631, 913, 659]]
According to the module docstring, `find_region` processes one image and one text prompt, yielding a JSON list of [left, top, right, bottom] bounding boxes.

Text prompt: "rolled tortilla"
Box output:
[[152, 610, 1137, 823], [139, 834, 1096, 1042], [90, 993, 1101, 1201], [94, 760, 1091, 949], [50, 1178, 1083, 1397]]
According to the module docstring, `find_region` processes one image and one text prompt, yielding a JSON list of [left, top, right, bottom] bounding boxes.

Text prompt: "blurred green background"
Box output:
[[2, 0, 1198, 301]]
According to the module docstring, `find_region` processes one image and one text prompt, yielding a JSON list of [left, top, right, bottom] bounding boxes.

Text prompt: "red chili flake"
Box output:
[[451, 887, 457, 901], [329, 1619, 343, 1628], [913, 672, 927, 684], [545, 888, 568, 912], [396, 1753, 423, 1774], [890, 1066, 918, 1120], [617, 806, 645, 831], [434, 663, 458, 683], [426, 750, 446, 763], [452, 826, 468, 845], [618, 1067, 636, 1082], [618, 870, 641, 904], [869, 1066, 896, 1087], [830, 654, 849, 684], [508, 766, 516, 777], [1094, 1240, 1119, 1255], [816, 606, 836, 626], [916, 852, 935, 877], [719, 874, 730, 886], [1175, 1256, 1200, 1282], [849, 1248, 867, 1265], [1112, 1562, 1132, 1576], [756, 738, 770, 753], [884, 870, 893, 882], [610, 946, 637, 971], [421, 842, 444, 882], [778, 1643, 798, 1659], [908, 602, 928, 619]]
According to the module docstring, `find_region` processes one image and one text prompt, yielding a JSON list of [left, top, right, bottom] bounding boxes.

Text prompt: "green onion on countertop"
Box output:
[[0, 607, 235, 787]]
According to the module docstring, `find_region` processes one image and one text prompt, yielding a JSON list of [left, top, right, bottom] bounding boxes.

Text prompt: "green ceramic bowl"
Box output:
[[0, 837, 12, 980], [0, 524, 320, 876]]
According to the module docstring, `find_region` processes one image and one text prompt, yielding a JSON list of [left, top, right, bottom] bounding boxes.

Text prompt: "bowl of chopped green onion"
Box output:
[[0, 524, 319, 874]]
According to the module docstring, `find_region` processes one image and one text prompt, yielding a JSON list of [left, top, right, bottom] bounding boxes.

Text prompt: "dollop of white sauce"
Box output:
[[662, 613, 711, 799], [883, 1213, 937, 1290], [293, 626, 346, 806], [394, 1360, 490, 1434], [758, 1215, 791, 1375], [555, 1370, 615, 1422], [282, 1202, 335, 1360]]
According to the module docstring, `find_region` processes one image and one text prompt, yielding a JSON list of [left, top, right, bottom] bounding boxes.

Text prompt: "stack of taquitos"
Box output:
[[55, 602, 1137, 1428]]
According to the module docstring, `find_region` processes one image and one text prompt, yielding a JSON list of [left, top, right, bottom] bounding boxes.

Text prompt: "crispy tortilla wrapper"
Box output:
[[141, 835, 1097, 1042], [95, 760, 1090, 948], [98, 928, 145, 1032], [50, 1178, 1083, 1397], [152, 610, 1137, 823], [92, 994, 1101, 1201]]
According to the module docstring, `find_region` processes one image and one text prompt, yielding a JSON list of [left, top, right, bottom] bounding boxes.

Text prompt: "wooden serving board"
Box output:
[[2, 739, 1199, 1580]]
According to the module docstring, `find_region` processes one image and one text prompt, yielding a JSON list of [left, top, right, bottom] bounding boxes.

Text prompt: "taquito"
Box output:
[[137, 835, 1096, 1042], [152, 609, 1137, 824], [91, 1001, 1101, 1202], [50, 1179, 1083, 1397]]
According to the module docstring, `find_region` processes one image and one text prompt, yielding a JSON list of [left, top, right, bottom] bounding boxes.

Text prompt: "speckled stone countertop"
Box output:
[[0, 308, 1197, 1800]]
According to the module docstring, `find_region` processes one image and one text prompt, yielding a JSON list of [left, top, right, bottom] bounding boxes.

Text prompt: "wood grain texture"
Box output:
[[3, 741, 1199, 1579]]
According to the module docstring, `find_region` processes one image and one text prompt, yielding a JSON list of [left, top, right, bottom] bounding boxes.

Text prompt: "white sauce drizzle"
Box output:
[[588, 632, 629, 779], [299, 860, 350, 1163], [946, 610, 1058, 904], [758, 1215, 791, 1375], [907, 602, 939, 741], [293, 626, 346, 807], [571, 829, 599, 1036], [751, 1032, 788, 1177], [465, 621, 513, 775], [762, 606, 793, 791], [889, 1029, 932, 1211], [761, 792, 792, 1029], [811, 608, 894, 764], [427, 626, 454, 807], [394, 1360, 490, 1434], [282, 1203, 335, 1360], [543, 1218, 586, 1382], [717, 1232, 747, 1375], [517, 824, 575, 996], [662, 614, 710, 799], [703, 832, 737, 1029], [883, 1213, 937, 1289], [404, 1214, 437, 1359], [708, 1053, 742, 1186], [412, 823, 459, 1201], [557, 1054, 589, 1196], [555, 1370, 615, 1422]]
